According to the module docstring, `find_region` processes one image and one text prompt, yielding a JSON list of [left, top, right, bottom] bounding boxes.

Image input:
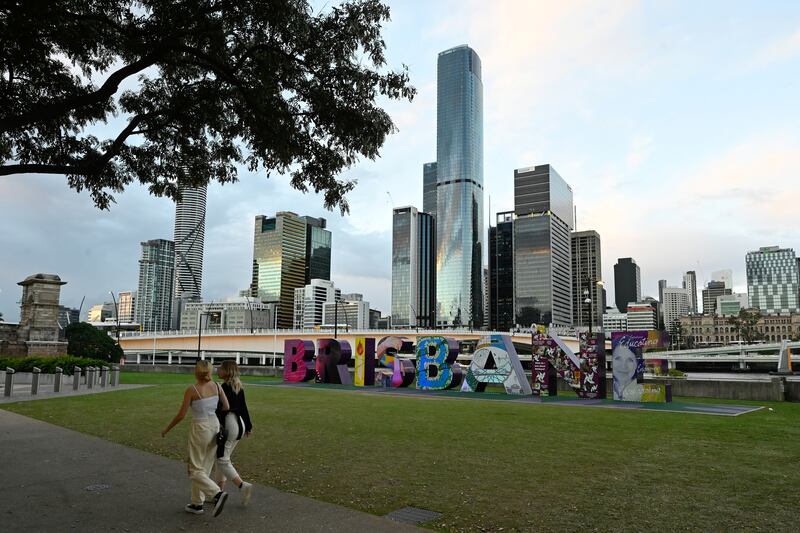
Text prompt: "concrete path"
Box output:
[[0, 410, 423, 532], [0, 383, 148, 404]]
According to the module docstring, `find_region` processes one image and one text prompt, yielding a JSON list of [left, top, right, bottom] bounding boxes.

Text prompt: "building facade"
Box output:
[[614, 258, 641, 313], [173, 185, 207, 301], [746, 246, 799, 314], [702, 281, 731, 315], [391, 206, 436, 327], [422, 162, 437, 215], [717, 293, 749, 316], [662, 287, 691, 331], [293, 279, 340, 329], [16, 274, 68, 355], [179, 298, 274, 331], [513, 165, 573, 327], [87, 303, 115, 322], [602, 310, 628, 333], [626, 301, 658, 330], [710, 269, 733, 289], [322, 298, 370, 330], [680, 313, 800, 345], [683, 271, 698, 314], [300, 216, 332, 284], [57, 306, 80, 329], [571, 230, 603, 329], [488, 211, 514, 331], [135, 239, 175, 332], [118, 291, 136, 323], [435, 45, 484, 328]]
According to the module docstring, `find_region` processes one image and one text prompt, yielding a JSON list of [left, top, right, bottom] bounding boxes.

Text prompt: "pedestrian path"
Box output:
[[0, 410, 423, 532], [0, 383, 147, 404]]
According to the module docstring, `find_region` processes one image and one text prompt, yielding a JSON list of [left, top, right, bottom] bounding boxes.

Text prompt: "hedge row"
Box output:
[[0, 355, 111, 376]]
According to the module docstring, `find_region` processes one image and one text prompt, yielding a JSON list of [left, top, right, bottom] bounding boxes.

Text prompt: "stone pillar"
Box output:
[[31, 367, 41, 395], [100, 366, 109, 387], [3, 368, 14, 397], [73, 367, 81, 390], [16, 273, 69, 356], [54, 367, 63, 392]]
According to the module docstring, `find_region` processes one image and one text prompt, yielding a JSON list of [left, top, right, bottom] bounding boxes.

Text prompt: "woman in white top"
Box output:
[[162, 360, 231, 516]]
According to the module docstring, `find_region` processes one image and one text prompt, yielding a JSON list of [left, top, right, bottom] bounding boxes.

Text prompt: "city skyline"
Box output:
[[2, 0, 800, 320]]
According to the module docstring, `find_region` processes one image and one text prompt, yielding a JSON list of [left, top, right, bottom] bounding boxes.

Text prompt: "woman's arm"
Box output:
[[239, 388, 253, 435], [217, 382, 230, 412], [162, 387, 193, 437]]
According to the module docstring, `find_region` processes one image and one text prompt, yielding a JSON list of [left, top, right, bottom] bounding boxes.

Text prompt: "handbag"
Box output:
[[215, 382, 228, 458]]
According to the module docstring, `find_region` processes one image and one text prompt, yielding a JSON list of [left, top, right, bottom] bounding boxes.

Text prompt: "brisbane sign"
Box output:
[[283, 330, 671, 403]]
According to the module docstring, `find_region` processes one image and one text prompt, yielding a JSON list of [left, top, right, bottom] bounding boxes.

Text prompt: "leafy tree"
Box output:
[[0, 0, 415, 211], [65, 322, 124, 362], [727, 308, 764, 344]]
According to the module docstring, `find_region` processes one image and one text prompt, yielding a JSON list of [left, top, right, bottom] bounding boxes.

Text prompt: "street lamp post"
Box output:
[[333, 300, 350, 339], [243, 295, 254, 334], [408, 304, 420, 333], [196, 305, 213, 360]]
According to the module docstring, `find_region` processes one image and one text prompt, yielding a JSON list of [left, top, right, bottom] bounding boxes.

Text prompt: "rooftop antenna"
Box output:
[[386, 191, 395, 209]]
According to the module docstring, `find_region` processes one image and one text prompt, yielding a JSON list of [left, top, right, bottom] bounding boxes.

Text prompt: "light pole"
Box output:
[[408, 304, 419, 333], [196, 304, 213, 360], [333, 300, 350, 339], [243, 295, 254, 334]]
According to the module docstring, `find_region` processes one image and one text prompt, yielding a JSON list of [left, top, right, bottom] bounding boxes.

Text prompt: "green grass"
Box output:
[[120, 370, 280, 385], [3, 382, 799, 532]]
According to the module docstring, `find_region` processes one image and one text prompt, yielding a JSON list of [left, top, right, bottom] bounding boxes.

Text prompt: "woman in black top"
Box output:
[[213, 361, 254, 506]]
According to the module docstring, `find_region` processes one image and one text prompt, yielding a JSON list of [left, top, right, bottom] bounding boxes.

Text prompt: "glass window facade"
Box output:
[[173, 185, 207, 301], [571, 230, 602, 328], [436, 45, 484, 327], [489, 212, 514, 331], [391, 207, 436, 327], [300, 217, 332, 284], [746, 246, 799, 314], [614, 258, 641, 312], [135, 239, 175, 332], [423, 162, 437, 216]]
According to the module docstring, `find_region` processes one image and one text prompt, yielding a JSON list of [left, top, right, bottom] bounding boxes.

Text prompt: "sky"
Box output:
[[2, 0, 800, 322]]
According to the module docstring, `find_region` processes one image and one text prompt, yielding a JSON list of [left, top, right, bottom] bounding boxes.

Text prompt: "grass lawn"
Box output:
[[3, 376, 799, 532]]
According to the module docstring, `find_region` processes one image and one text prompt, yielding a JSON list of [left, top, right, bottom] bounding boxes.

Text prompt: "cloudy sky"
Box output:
[[2, 0, 800, 321]]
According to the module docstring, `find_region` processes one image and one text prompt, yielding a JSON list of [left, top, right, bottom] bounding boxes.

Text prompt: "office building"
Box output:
[[614, 258, 641, 313], [369, 309, 381, 329], [87, 303, 115, 322], [602, 310, 628, 333], [710, 269, 733, 289], [626, 301, 658, 330], [173, 185, 207, 301], [180, 298, 274, 331], [323, 297, 370, 330], [117, 291, 136, 323], [250, 212, 312, 328], [435, 45, 484, 328], [422, 162, 437, 215], [681, 313, 800, 346], [488, 212, 514, 331], [57, 306, 80, 329], [717, 293, 749, 316], [662, 287, 691, 331], [300, 216, 332, 284], [571, 230, 603, 329], [746, 246, 800, 314], [513, 165, 573, 326], [702, 281, 731, 315], [135, 239, 175, 332], [391, 206, 436, 327], [293, 279, 340, 329], [683, 271, 698, 313]]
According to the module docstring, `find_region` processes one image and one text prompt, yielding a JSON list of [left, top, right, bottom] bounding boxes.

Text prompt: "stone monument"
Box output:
[[16, 273, 69, 356]]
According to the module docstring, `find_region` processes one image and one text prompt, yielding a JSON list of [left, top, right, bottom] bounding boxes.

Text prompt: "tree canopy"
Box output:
[[0, 0, 414, 211], [727, 308, 764, 344], [65, 321, 124, 362]]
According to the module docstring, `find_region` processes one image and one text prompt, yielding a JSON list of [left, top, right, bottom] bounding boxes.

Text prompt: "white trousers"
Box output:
[[187, 417, 221, 505], [213, 412, 244, 485]]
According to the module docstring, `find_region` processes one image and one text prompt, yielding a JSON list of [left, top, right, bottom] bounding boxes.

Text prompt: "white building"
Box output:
[[118, 291, 136, 323], [180, 297, 274, 331], [87, 302, 115, 322], [716, 293, 749, 316], [662, 287, 692, 330], [626, 301, 658, 330], [293, 279, 340, 329], [322, 298, 370, 330], [602, 310, 628, 333]]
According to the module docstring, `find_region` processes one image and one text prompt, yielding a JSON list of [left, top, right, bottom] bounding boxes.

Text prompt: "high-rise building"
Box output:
[[571, 230, 603, 329], [488, 211, 514, 331], [435, 45, 484, 328], [602, 310, 628, 333], [250, 212, 307, 328], [702, 281, 731, 315], [57, 306, 80, 329], [717, 293, 749, 316], [513, 165, 573, 326], [391, 206, 436, 327], [662, 287, 691, 331], [682, 271, 698, 313], [614, 258, 641, 313], [422, 162, 437, 215], [710, 269, 733, 289], [173, 185, 207, 300], [118, 290, 136, 323], [293, 279, 340, 329], [323, 296, 370, 330], [299, 216, 332, 284], [746, 246, 799, 315], [626, 301, 658, 330], [135, 239, 175, 332]]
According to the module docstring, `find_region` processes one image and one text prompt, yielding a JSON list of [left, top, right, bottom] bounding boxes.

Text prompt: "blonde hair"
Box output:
[[219, 360, 242, 393], [194, 360, 213, 382]]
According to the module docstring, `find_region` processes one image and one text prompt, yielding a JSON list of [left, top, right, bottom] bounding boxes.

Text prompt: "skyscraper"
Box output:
[[513, 165, 574, 326], [614, 258, 641, 313], [391, 206, 436, 327], [746, 246, 799, 314], [571, 230, 603, 329], [299, 216, 332, 284], [251, 212, 308, 328], [173, 185, 207, 300], [488, 211, 514, 331], [662, 287, 691, 330], [702, 281, 731, 315], [293, 278, 340, 329], [682, 271, 698, 313], [118, 290, 136, 323], [422, 162, 437, 215], [135, 239, 175, 332], [435, 45, 484, 328]]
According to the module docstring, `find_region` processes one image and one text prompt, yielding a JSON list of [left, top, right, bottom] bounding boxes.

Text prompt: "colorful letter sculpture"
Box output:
[[354, 337, 375, 387], [416, 336, 463, 390], [283, 339, 316, 382], [392, 358, 416, 388], [576, 332, 606, 399], [316, 339, 352, 385], [464, 335, 532, 394], [611, 331, 671, 403], [377, 336, 413, 368]]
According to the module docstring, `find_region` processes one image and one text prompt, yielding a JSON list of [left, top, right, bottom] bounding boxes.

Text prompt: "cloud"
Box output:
[[751, 28, 800, 67]]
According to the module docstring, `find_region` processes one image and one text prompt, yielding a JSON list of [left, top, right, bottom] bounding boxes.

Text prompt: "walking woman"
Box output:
[[161, 360, 230, 516], [213, 360, 254, 505]]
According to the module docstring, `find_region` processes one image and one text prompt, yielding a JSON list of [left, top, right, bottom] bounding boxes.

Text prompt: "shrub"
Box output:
[[65, 322, 124, 362], [0, 355, 111, 375], [668, 368, 686, 378]]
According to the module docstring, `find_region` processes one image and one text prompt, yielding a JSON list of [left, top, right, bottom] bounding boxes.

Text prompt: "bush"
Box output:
[[668, 368, 686, 378], [65, 322, 124, 362], [0, 355, 111, 375]]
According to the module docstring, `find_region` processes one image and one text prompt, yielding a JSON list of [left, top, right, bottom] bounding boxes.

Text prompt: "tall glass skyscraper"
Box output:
[[488, 211, 514, 331], [299, 216, 332, 284], [391, 206, 436, 327], [173, 185, 207, 300], [135, 239, 175, 331], [435, 45, 484, 327], [746, 246, 799, 314], [422, 162, 437, 215]]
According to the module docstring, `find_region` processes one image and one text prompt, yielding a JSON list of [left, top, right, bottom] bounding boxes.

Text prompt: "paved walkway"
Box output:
[[0, 383, 147, 404], [0, 410, 423, 532]]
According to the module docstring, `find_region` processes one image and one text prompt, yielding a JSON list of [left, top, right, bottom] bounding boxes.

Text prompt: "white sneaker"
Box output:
[[240, 481, 253, 506], [184, 503, 204, 514]]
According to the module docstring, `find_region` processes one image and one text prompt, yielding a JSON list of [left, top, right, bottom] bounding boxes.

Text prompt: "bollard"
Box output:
[[73, 367, 82, 390], [31, 367, 41, 395], [100, 366, 109, 388], [54, 367, 63, 393], [86, 367, 94, 389], [110, 366, 119, 387], [4, 367, 15, 397]]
